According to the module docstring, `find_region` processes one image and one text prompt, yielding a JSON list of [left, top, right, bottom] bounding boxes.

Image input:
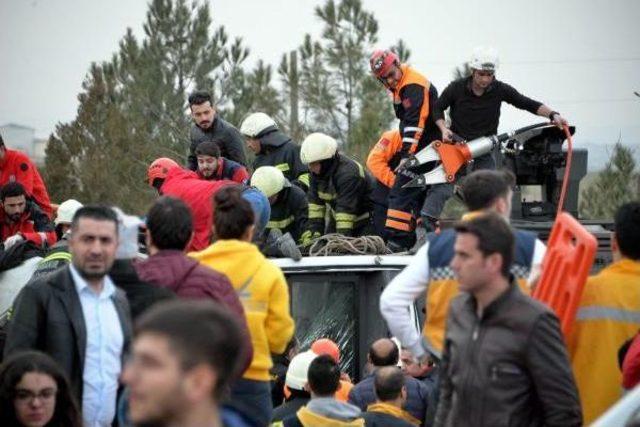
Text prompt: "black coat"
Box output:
[[254, 130, 309, 191], [268, 185, 308, 243], [272, 395, 310, 423], [4, 266, 133, 405], [189, 117, 247, 168]]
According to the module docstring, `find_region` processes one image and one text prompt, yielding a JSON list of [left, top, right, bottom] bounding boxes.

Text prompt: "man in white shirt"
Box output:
[[6, 205, 132, 427], [380, 169, 545, 363]]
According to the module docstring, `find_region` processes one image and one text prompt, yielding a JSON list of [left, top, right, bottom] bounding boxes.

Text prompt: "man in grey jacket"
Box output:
[[434, 212, 581, 427], [5, 205, 132, 427], [188, 91, 247, 168]]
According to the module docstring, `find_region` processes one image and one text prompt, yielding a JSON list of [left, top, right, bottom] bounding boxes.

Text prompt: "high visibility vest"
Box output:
[[423, 228, 536, 358], [567, 259, 640, 424]]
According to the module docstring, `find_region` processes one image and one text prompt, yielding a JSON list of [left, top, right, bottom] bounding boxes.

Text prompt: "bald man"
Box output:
[[348, 339, 432, 425]]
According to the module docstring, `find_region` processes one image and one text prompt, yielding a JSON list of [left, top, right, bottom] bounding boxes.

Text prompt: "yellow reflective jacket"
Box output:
[[190, 239, 295, 381], [567, 258, 640, 424]]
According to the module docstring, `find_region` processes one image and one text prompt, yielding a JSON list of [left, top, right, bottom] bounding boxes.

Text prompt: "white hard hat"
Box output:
[[300, 133, 338, 164], [54, 199, 83, 225], [468, 46, 499, 72], [240, 112, 277, 138], [251, 166, 287, 198], [285, 351, 318, 391]]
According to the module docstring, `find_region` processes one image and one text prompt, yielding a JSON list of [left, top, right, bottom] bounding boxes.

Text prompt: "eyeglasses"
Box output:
[[14, 388, 57, 404]]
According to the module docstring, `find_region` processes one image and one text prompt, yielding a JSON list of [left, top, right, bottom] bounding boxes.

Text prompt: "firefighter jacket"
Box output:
[[160, 167, 235, 252], [380, 226, 545, 361], [0, 149, 52, 217], [366, 130, 403, 189], [391, 65, 439, 156], [253, 129, 310, 191], [567, 258, 640, 424], [307, 154, 373, 237], [267, 184, 308, 243], [0, 200, 56, 248], [199, 157, 249, 184], [189, 116, 247, 168]]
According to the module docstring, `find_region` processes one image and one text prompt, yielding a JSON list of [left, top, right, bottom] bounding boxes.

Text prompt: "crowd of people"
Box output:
[[0, 44, 637, 427]]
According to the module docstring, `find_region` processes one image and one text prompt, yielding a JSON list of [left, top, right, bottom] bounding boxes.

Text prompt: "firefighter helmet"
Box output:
[[370, 49, 400, 78], [251, 166, 286, 198], [147, 157, 179, 186], [240, 112, 277, 138]]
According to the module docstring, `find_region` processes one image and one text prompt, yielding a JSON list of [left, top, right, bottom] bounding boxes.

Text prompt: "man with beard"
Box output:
[[188, 91, 247, 168], [195, 140, 250, 184], [5, 205, 132, 427], [0, 181, 56, 249]]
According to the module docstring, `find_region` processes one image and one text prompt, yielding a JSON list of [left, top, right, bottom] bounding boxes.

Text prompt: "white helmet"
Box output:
[[285, 351, 318, 391], [251, 166, 286, 198], [468, 46, 499, 72], [300, 133, 338, 164], [240, 112, 277, 138], [55, 199, 83, 226]]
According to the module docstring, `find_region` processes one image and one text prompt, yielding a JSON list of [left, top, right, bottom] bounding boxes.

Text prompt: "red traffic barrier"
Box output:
[[533, 212, 597, 337]]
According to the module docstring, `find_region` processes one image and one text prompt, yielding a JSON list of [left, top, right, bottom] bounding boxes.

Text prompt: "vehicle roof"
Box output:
[[271, 254, 413, 273]]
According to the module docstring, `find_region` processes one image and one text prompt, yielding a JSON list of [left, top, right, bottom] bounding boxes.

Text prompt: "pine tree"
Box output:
[[277, 0, 411, 162], [580, 142, 639, 219], [44, 0, 276, 213]]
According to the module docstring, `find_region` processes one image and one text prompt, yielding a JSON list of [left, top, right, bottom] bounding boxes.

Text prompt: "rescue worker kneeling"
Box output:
[[251, 166, 308, 244], [300, 133, 373, 244]]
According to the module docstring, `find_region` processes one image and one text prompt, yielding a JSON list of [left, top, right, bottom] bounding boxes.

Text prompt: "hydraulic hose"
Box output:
[[556, 124, 573, 218]]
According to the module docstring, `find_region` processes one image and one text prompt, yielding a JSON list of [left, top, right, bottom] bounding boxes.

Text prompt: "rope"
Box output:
[[307, 234, 391, 256]]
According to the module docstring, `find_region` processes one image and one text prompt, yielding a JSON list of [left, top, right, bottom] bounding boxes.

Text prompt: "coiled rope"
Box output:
[[307, 234, 391, 256]]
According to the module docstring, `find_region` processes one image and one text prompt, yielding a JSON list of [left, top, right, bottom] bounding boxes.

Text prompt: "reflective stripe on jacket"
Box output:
[[567, 259, 640, 424]]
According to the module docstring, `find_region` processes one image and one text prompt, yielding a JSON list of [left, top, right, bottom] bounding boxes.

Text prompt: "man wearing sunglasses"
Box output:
[[369, 49, 440, 252]]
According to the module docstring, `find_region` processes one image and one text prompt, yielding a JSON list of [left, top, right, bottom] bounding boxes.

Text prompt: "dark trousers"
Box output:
[[420, 183, 454, 231], [230, 378, 273, 426], [386, 172, 426, 249]]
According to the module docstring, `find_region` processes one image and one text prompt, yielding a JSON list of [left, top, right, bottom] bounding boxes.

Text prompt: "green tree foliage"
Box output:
[[278, 0, 410, 161], [580, 142, 639, 219], [44, 0, 279, 212]]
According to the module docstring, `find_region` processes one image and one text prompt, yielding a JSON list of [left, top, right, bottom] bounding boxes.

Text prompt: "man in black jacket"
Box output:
[[188, 91, 247, 168], [4, 205, 133, 427], [240, 112, 309, 191], [300, 133, 373, 243], [434, 212, 581, 426], [348, 338, 430, 425]]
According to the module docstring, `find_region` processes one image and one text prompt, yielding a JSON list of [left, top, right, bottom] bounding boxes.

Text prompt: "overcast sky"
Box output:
[[1, 0, 639, 148]]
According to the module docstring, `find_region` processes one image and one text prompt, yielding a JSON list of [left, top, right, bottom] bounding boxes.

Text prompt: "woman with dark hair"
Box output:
[[0, 351, 82, 427], [190, 185, 295, 426]]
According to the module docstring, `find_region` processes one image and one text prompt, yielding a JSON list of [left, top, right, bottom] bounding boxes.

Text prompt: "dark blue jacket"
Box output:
[[348, 371, 432, 425]]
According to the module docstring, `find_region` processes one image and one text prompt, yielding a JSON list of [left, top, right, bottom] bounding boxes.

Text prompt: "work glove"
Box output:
[[4, 234, 24, 249], [300, 230, 321, 247]]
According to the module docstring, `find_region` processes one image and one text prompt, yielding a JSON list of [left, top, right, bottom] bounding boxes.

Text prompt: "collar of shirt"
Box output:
[[69, 264, 117, 300]]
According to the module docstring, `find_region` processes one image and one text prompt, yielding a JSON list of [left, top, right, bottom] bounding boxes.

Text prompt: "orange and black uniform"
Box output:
[[386, 65, 439, 249], [366, 130, 402, 237]]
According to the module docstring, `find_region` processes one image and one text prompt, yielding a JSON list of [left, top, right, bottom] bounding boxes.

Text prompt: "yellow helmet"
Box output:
[[251, 166, 286, 198]]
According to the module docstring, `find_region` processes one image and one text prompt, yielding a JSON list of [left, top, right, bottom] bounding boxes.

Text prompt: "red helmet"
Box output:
[[147, 157, 179, 186], [311, 338, 340, 364], [370, 49, 399, 79]]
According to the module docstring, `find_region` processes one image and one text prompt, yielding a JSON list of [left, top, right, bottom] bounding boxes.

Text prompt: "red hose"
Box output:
[[556, 124, 573, 218]]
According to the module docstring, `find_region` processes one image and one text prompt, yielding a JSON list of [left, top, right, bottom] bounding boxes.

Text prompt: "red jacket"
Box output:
[[134, 249, 253, 374], [0, 149, 52, 217], [160, 167, 235, 251], [0, 201, 56, 247], [623, 332, 640, 389], [198, 158, 249, 184]]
